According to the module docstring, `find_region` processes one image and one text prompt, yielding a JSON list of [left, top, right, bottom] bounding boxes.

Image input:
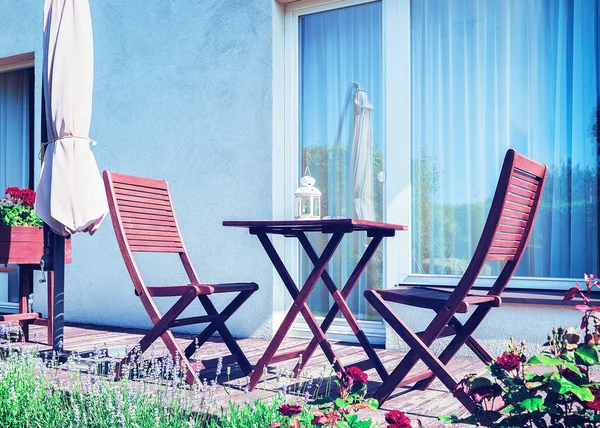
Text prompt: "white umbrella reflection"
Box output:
[[351, 88, 376, 221]]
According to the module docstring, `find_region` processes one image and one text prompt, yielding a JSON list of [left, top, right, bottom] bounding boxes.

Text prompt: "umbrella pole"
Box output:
[[51, 232, 65, 352], [42, 224, 65, 353]]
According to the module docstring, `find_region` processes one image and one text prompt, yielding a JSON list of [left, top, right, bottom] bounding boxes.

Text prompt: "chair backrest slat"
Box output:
[[107, 172, 185, 254], [103, 170, 203, 297], [450, 149, 547, 301]]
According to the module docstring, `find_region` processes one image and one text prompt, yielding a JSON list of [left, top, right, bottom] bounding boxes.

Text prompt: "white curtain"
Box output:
[[299, 2, 383, 320], [411, 0, 600, 279], [0, 69, 30, 193], [0, 68, 31, 304]]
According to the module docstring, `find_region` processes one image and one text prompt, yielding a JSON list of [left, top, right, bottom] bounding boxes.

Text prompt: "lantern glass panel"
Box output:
[[313, 197, 320, 217], [301, 197, 311, 216]]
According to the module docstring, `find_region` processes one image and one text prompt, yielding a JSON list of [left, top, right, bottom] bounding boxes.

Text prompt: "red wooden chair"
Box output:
[[365, 149, 547, 411], [103, 171, 258, 386]]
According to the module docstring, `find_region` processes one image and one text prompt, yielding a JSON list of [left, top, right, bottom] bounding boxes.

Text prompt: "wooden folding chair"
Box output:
[[103, 171, 258, 386], [365, 149, 547, 411]]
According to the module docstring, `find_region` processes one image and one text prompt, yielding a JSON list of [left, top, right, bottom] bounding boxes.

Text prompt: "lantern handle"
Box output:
[[303, 166, 311, 177]]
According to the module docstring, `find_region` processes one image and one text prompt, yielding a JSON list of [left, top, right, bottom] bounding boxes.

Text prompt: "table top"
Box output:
[[223, 219, 408, 234]]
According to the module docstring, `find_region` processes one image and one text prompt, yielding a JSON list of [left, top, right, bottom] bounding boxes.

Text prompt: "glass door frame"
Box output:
[[280, 0, 411, 344]]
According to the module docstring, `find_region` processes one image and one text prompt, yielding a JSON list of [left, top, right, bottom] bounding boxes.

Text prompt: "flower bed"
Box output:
[[0, 187, 71, 264], [0, 187, 44, 265], [443, 274, 600, 427], [0, 326, 421, 428], [0, 187, 42, 228]]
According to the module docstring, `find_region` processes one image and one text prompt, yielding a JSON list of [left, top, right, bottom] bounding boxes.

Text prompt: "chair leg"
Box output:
[[365, 290, 465, 407], [118, 289, 200, 386], [184, 290, 255, 375], [414, 307, 494, 391]]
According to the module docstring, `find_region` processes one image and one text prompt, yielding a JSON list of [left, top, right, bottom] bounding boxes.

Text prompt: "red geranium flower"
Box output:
[[584, 388, 600, 411], [347, 367, 368, 386], [278, 403, 303, 417], [385, 410, 412, 427], [4, 186, 36, 208], [494, 352, 522, 372]]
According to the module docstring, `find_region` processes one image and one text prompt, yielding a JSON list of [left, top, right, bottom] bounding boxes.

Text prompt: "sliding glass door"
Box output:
[[298, 1, 384, 322]]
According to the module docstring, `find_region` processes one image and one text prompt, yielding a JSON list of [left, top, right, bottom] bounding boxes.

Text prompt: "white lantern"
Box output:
[[294, 168, 321, 220]]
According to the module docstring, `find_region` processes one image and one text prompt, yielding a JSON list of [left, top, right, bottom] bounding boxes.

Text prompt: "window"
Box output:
[[0, 54, 35, 310], [283, 0, 600, 340], [411, 1, 600, 281]]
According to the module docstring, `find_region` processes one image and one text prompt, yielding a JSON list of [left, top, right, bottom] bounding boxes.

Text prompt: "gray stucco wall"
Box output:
[[0, 0, 276, 340], [386, 303, 585, 358]]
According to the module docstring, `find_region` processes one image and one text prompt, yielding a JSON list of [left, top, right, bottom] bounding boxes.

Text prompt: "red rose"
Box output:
[[584, 388, 600, 411], [494, 352, 522, 371], [278, 403, 303, 417], [385, 410, 412, 427], [347, 367, 368, 386]]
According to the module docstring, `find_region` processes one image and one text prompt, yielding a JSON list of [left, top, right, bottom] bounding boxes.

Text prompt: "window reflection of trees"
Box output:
[[300, 144, 384, 321], [412, 147, 599, 278]]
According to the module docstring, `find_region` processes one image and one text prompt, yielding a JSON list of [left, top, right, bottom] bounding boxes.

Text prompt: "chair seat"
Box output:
[[141, 282, 258, 297], [376, 286, 502, 314]]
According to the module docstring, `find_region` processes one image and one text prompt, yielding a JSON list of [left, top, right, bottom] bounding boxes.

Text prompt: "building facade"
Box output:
[[1, 0, 598, 355]]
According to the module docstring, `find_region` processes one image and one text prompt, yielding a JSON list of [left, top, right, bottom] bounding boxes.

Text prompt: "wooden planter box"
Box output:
[[0, 225, 71, 265]]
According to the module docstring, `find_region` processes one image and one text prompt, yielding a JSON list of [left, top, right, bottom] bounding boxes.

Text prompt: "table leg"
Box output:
[[18, 265, 32, 342], [248, 231, 345, 391], [294, 232, 387, 379]]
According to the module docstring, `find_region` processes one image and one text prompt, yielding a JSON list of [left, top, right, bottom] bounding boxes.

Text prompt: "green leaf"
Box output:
[[336, 421, 349, 428], [350, 383, 367, 396], [571, 385, 594, 402], [438, 414, 456, 423], [467, 377, 493, 388], [528, 355, 563, 367], [561, 361, 584, 376], [366, 398, 378, 410], [352, 421, 372, 428], [502, 405, 515, 413], [576, 345, 600, 365], [519, 397, 544, 411], [553, 377, 577, 394], [334, 397, 347, 409], [346, 414, 358, 425], [528, 354, 583, 376]]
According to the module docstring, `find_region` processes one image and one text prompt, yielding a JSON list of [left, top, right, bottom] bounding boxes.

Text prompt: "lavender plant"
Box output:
[[0, 323, 418, 427]]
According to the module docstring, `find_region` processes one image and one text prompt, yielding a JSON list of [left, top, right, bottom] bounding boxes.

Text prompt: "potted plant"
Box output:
[[0, 187, 45, 264]]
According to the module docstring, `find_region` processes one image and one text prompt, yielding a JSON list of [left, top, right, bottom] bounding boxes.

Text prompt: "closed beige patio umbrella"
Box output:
[[35, 0, 107, 351], [36, 0, 107, 236]]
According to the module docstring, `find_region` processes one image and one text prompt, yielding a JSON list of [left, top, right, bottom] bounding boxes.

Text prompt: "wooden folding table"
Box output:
[[223, 219, 407, 391]]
